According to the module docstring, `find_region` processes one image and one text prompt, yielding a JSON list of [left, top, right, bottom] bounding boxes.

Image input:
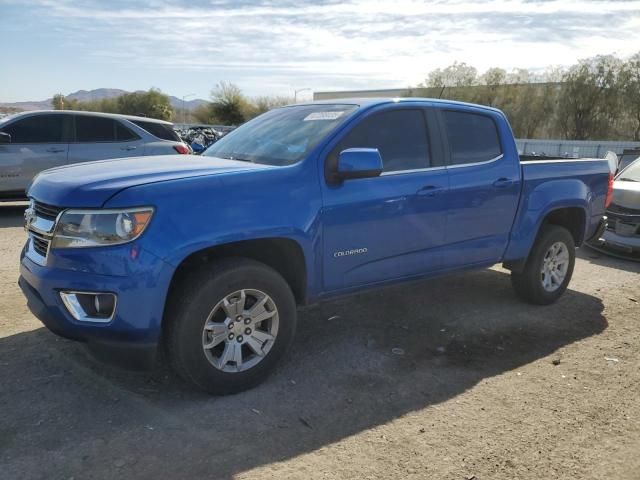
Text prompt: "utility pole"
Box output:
[[294, 88, 311, 103], [182, 93, 195, 125]]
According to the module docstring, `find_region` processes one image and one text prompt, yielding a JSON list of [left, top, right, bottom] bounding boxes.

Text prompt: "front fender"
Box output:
[[104, 163, 323, 299]]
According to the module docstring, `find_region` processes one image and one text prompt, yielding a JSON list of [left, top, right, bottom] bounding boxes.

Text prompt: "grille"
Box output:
[[607, 203, 640, 216], [33, 201, 64, 221], [30, 231, 50, 257]]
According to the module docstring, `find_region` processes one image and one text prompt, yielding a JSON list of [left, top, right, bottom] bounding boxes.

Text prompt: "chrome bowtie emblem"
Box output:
[[24, 205, 36, 228]]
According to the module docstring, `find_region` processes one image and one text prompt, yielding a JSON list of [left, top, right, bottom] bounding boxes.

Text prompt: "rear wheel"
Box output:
[[165, 258, 297, 394], [511, 225, 575, 305]]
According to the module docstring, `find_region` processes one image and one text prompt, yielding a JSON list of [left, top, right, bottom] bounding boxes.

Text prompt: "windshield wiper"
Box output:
[[220, 155, 253, 163], [619, 178, 638, 182]]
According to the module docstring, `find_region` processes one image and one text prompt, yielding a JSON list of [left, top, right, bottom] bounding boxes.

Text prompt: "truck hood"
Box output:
[[28, 155, 273, 207]]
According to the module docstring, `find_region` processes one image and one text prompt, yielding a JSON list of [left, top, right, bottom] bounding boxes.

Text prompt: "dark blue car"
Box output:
[[19, 98, 613, 394]]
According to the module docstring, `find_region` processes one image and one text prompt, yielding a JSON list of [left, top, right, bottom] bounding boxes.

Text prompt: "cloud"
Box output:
[[3, 0, 640, 95]]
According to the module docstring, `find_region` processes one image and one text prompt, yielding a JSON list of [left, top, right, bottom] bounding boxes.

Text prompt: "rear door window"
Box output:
[[115, 122, 140, 141], [131, 120, 180, 141], [1, 114, 66, 143], [75, 116, 118, 142], [442, 110, 502, 165]]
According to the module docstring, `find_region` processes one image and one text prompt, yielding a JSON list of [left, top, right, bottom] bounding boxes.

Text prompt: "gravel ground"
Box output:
[[0, 203, 639, 480]]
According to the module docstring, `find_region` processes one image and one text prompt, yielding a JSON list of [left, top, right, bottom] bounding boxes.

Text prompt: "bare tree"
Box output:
[[423, 62, 478, 89], [619, 52, 640, 140], [555, 55, 622, 140]]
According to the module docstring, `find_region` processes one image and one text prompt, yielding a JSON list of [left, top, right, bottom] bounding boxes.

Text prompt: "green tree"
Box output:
[[247, 95, 293, 118], [115, 89, 173, 120], [210, 82, 249, 125], [51, 94, 65, 110], [52, 89, 173, 120], [192, 103, 217, 124]]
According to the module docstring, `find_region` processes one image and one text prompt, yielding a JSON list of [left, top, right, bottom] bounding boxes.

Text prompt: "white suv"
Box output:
[[0, 110, 189, 199]]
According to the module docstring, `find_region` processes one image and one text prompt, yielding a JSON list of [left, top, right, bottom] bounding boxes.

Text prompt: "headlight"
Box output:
[[51, 208, 154, 249]]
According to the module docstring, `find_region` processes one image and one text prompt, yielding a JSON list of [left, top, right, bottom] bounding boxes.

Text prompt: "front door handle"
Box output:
[[493, 177, 513, 188], [121, 145, 137, 151], [417, 185, 443, 197], [46, 147, 65, 153]]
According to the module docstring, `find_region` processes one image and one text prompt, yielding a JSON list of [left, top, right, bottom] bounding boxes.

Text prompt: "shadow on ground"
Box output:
[[578, 243, 640, 271], [0, 268, 606, 479], [0, 203, 27, 229]]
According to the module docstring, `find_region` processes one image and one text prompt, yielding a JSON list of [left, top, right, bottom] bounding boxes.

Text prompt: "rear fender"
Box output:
[[504, 179, 590, 262]]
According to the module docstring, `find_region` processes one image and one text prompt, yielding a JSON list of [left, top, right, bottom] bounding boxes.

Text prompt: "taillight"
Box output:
[[173, 144, 189, 155], [605, 173, 614, 208]]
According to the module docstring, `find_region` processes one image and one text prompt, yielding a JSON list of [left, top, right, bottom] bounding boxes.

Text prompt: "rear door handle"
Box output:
[[121, 145, 137, 151], [417, 185, 443, 197], [46, 147, 65, 153], [493, 177, 513, 188]]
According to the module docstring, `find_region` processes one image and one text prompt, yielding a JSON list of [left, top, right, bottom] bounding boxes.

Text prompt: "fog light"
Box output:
[[60, 291, 117, 323]]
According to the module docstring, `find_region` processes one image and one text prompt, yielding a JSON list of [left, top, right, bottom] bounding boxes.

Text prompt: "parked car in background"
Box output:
[[0, 111, 189, 200], [595, 157, 640, 256], [19, 98, 613, 394]]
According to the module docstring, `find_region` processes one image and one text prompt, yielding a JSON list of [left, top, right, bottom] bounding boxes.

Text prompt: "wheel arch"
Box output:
[[504, 204, 587, 272], [166, 237, 309, 307], [542, 206, 586, 246]]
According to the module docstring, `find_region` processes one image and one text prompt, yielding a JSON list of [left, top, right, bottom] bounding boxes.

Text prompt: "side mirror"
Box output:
[[335, 148, 383, 181], [0, 132, 11, 144]]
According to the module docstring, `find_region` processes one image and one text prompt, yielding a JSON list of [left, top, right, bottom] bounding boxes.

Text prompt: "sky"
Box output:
[[1, 0, 639, 102]]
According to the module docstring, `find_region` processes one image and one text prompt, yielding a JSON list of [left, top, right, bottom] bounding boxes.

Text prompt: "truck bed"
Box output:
[[502, 157, 611, 262]]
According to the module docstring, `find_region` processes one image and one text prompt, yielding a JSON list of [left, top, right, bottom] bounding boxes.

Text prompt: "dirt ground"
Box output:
[[0, 202, 639, 480]]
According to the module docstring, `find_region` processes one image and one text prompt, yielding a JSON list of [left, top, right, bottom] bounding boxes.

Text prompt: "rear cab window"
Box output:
[[131, 120, 181, 142], [442, 110, 502, 165]]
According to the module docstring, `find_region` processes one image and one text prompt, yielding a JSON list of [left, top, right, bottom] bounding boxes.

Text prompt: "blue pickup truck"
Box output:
[[19, 98, 613, 394]]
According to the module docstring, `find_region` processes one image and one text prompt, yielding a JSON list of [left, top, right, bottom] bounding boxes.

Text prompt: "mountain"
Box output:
[[0, 88, 208, 112], [168, 96, 208, 111]]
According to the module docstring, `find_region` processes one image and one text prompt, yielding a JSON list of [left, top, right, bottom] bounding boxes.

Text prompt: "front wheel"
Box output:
[[165, 258, 297, 394], [511, 225, 576, 305]]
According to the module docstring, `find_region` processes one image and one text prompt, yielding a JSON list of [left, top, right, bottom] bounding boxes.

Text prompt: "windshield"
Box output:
[[203, 104, 358, 166], [617, 158, 640, 182], [618, 153, 640, 173], [0, 113, 20, 126]]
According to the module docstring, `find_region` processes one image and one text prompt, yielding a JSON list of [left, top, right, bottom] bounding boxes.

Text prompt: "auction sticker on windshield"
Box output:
[[303, 111, 345, 121]]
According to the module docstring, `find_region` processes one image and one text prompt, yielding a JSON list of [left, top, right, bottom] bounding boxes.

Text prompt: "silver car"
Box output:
[[0, 110, 189, 199], [599, 158, 640, 256]]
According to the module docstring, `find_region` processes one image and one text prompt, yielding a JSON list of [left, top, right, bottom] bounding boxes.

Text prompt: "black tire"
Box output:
[[165, 257, 297, 395], [511, 225, 576, 305]]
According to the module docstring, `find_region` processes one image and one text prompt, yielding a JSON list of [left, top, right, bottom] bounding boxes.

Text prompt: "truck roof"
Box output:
[[297, 97, 503, 114]]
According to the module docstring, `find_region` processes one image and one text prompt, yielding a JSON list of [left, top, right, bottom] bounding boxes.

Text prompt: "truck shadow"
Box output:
[[0, 203, 27, 228], [0, 269, 606, 479], [577, 244, 640, 273]]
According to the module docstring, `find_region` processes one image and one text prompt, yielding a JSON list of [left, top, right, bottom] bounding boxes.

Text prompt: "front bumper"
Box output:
[[599, 229, 640, 253], [19, 245, 175, 369], [597, 210, 640, 253]]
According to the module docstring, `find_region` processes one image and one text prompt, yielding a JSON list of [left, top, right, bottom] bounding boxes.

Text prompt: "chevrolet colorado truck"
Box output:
[[19, 98, 613, 394]]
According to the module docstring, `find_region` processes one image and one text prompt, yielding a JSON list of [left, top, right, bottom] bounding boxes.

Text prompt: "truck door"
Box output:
[[437, 108, 521, 268], [0, 113, 70, 197], [320, 104, 449, 292]]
